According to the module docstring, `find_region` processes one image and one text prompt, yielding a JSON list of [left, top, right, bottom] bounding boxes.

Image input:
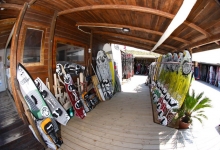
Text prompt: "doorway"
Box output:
[[0, 50, 6, 92]]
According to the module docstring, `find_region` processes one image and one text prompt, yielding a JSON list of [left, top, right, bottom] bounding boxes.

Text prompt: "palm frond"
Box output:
[[192, 116, 203, 124], [177, 89, 212, 125], [195, 91, 204, 101]]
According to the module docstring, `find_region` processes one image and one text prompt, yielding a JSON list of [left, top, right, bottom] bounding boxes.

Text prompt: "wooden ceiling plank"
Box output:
[[0, 18, 16, 25], [0, 3, 22, 10], [76, 22, 190, 44], [93, 30, 176, 50], [59, 5, 208, 37], [178, 33, 220, 51]]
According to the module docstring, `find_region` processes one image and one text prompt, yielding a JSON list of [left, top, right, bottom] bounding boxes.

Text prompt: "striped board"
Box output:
[[35, 77, 70, 126]]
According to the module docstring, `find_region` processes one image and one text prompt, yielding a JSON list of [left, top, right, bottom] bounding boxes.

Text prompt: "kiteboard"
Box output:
[[103, 43, 115, 91], [17, 63, 51, 119], [35, 77, 70, 126], [56, 63, 86, 119], [38, 118, 63, 149], [96, 50, 113, 100], [17, 63, 59, 131]]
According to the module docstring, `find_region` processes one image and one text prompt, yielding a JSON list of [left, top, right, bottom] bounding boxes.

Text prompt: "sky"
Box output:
[[192, 48, 220, 64]]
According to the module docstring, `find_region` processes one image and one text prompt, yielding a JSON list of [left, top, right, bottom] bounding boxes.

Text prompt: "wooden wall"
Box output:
[[16, 5, 54, 82], [0, 18, 16, 50], [52, 15, 90, 74]]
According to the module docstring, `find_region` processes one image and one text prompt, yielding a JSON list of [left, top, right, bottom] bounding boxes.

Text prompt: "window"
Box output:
[[56, 42, 85, 63], [22, 26, 45, 64]]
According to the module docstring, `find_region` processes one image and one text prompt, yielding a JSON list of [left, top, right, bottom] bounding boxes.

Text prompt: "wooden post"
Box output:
[[48, 11, 57, 94], [10, 2, 28, 123], [89, 30, 93, 75]]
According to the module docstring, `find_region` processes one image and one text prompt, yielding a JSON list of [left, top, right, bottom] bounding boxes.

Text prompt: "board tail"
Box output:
[[40, 118, 63, 148]]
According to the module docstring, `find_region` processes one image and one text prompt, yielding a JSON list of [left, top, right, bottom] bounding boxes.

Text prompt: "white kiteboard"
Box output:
[[96, 50, 113, 100], [17, 63, 59, 131], [35, 77, 70, 126]]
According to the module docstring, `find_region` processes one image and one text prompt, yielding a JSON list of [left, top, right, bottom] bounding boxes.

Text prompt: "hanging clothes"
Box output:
[[217, 67, 220, 87], [209, 66, 215, 84]]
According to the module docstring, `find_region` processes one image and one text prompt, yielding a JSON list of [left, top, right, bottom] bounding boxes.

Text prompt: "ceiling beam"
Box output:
[[93, 31, 176, 50], [96, 35, 168, 54], [0, 3, 22, 10], [76, 22, 190, 44], [177, 33, 220, 51], [0, 18, 16, 26], [29, 0, 37, 5], [192, 43, 220, 53], [58, 5, 173, 18], [58, 5, 209, 37]]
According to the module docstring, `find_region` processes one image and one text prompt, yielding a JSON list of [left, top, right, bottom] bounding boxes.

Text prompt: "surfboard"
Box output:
[[91, 75, 105, 101], [114, 62, 121, 92], [17, 63, 51, 119], [154, 55, 162, 81], [96, 50, 113, 100], [174, 50, 192, 107], [56, 63, 86, 119], [103, 43, 115, 91], [17, 63, 59, 131], [35, 77, 70, 126]]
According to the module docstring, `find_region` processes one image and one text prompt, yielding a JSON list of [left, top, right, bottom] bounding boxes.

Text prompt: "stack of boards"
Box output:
[[149, 50, 192, 127], [56, 63, 99, 114], [17, 62, 101, 149], [17, 63, 67, 149]]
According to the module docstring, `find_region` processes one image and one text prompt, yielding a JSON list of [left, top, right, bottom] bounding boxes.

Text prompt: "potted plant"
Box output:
[[175, 89, 212, 129]]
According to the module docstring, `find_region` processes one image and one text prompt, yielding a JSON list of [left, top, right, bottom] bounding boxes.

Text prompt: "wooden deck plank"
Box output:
[[59, 76, 220, 149], [66, 121, 180, 145]]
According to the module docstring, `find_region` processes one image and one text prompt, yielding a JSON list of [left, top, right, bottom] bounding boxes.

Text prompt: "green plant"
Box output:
[[175, 89, 212, 124]]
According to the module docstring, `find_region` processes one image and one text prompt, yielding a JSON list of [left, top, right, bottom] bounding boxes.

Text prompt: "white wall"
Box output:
[[111, 44, 123, 84]]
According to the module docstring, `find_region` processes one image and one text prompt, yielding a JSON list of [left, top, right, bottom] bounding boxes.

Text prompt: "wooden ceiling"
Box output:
[[1, 0, 220, 54]]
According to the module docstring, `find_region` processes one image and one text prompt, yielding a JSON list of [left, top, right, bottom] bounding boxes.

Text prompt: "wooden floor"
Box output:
[[60, 76, 220, 150], [58, 76, 216, 150], [0, 90, 44, 150]]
